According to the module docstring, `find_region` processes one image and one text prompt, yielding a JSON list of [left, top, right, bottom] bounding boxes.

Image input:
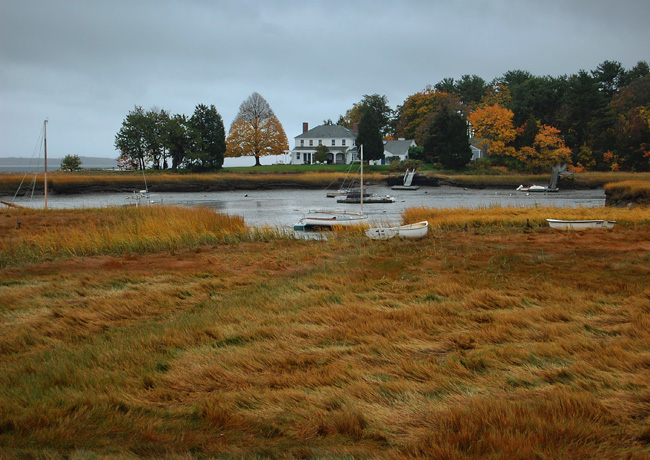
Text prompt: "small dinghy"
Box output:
[[366, 221, 429, 240], [546, 219, 616, 230]]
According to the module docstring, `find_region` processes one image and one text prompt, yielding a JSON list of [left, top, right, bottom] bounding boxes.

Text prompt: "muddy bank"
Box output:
[[604, 181, 650, 207]]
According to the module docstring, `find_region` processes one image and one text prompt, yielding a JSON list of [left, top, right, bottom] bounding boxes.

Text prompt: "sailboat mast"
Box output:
[[43, 119, 48, 210], [360, 144, 364, 214]]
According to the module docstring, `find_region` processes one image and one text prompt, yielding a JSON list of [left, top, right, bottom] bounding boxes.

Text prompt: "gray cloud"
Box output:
[[1, 0, 648, 162]]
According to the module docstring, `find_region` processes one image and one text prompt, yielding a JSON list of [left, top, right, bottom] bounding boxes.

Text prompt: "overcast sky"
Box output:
[[1, 0, 648, 166]]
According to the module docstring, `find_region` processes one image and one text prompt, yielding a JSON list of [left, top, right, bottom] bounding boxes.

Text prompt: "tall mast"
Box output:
[[360, 144, 363, 214], [44, 119, 48, 209]]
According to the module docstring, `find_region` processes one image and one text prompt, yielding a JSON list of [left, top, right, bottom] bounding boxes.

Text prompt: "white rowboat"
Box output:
[[296, 210, 368, 229], [546, 219, 616, 230], [366, 221, 429, 240]]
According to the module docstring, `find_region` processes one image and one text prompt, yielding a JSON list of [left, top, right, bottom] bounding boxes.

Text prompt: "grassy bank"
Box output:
[[440, 171, 650, 189], [0, 169, 386, 195], [2, 169, 650, 196], [1, 206, 649, 458], [605, 180, 650, 206]]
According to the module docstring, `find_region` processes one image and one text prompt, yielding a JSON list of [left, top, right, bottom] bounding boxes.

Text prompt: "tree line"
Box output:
[[339, 60, 650, 171], [116, 59, 649, 172], [115, 94, 288, 171], [115, 104, 226, 171]]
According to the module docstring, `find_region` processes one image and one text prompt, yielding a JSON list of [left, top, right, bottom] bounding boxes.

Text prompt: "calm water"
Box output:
[[2, 185, 607, 228]]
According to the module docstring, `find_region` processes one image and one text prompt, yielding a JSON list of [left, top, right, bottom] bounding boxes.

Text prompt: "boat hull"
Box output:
[[365, 227, 397, 240], [395, 221, 429, 238], [297, 210, 368, 229], [546, 219, 616, 230], [517, 185, 558, 192], [391, 185, 420, 190], [365, 221, 429, 240], [337, 195, 395, 204]]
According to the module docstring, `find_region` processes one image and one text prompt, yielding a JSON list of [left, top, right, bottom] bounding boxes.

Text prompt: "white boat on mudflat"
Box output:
[[517, 184, 557, 192], [295, 209, 368, 229], [366, 220, 429, 240], [546, 219, 616, 230]]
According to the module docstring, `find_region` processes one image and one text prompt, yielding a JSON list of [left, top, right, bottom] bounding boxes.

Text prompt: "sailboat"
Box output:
[[1, 119, 49, 209], [294, 145, 369, 229]]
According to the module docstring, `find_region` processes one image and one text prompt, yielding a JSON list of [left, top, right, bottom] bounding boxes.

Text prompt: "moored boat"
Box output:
[[295, 209, 368, 229], [337, 192, 395, 204], [517, 184, 557, 192]]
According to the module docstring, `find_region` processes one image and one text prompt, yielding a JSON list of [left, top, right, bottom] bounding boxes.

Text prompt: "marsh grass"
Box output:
[[1, 206, 649, 458], [605, 180, 650, 201], [441, 171, 650, 188], [0, 206, 270, 267], [0, 170, 386, 194], [402, 204, 650, 231]]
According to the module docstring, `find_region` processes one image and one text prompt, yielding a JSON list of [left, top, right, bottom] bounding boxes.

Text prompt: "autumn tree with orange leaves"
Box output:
[[395, 88, 462, 145], [467, 104, 516, 159], [516, 125, 573, 173], [226, 92, 288, 166]]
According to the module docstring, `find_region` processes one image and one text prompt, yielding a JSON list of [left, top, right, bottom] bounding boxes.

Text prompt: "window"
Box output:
[[342, 139, 346, 146], [318, 140, 322, 146], [297, 152, 301, 160], [309, 140, 313, 146], [300, 140, 304, 146], [331, 139, 336, 146]]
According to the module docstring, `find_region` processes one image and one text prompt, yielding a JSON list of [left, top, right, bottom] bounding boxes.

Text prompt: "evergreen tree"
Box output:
[[423, 105, 472, 169], [355, 106, 384, 162], [188, 104, 226, 170]]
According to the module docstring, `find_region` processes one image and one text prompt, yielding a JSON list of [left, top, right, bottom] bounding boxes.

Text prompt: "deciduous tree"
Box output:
[[339, 94, 394, 137], [165, 114, 190, 170], [226, 93, 288, 166], [395, 88, 462, 145], [115, 105, 148, 170], [60, 154, 82, 171], [515, 125, 572, 173], [467, 104, 516, 159]]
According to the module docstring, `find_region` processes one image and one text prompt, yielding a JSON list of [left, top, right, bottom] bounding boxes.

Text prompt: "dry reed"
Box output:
[[1, 206, 649, 459]]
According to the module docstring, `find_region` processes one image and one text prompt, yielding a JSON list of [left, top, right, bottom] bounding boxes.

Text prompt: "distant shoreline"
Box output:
[[0, 156, 118, 173]]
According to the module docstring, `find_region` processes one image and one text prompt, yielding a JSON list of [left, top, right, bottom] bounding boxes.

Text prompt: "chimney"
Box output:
[[302, 122, 309, 133], [353, 123, 358, 134]]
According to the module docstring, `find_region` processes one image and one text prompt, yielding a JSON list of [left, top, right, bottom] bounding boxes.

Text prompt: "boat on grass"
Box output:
[[546, 219, 616, 230], [366, 220, 429, 240]]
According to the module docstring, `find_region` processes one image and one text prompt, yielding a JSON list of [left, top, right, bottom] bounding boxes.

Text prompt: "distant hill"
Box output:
[[0, 156, 118, 172]]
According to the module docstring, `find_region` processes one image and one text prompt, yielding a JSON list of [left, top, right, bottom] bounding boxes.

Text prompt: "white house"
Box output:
[[470, 144, 484, 161], [290, 123, 359, 165], [291, 122, 418, 166], [374, 139, 417, 165]]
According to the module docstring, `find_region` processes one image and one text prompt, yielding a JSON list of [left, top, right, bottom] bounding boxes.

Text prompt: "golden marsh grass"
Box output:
[[0, 170, 386, 194], [1, 205, 649, 458]]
